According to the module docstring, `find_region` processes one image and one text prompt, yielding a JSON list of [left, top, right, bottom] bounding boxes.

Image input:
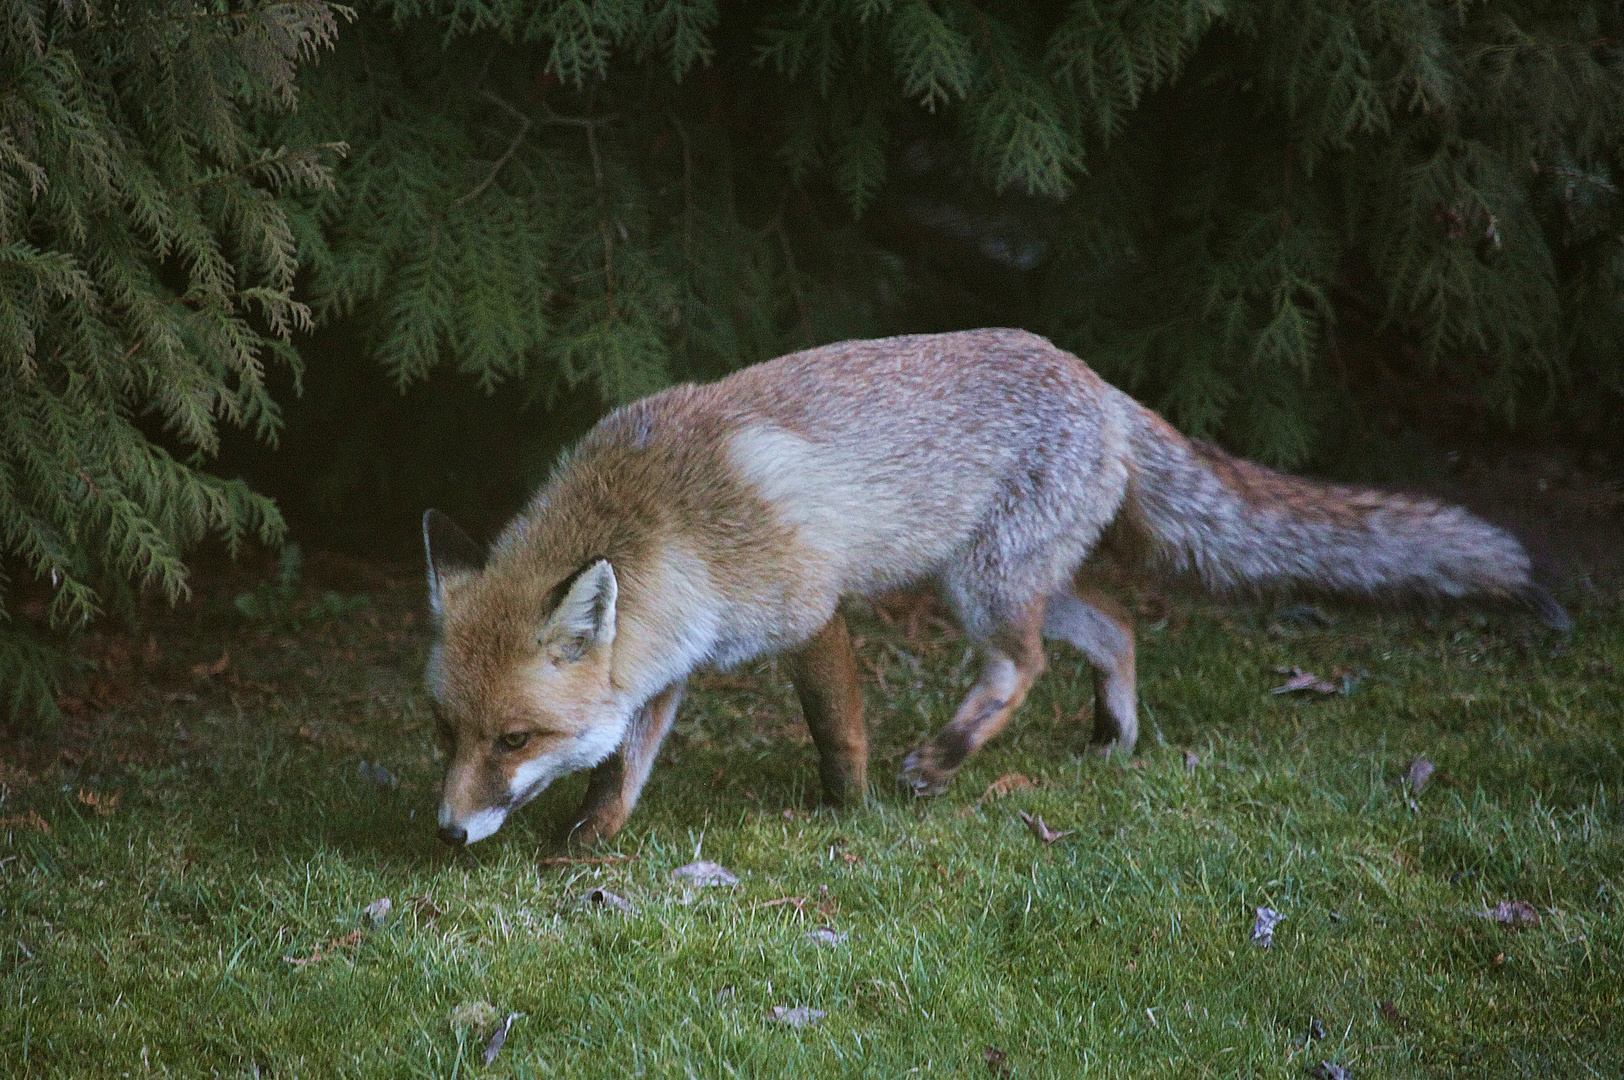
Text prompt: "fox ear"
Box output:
[[424, 509, 485, 616], [543, 560, 617, 661]]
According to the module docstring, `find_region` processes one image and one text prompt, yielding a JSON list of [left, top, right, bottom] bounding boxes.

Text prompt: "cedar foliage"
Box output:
[[271, 0, 1624, 443], [0, 0, 347, 719], [8, 1, 1624, 719]]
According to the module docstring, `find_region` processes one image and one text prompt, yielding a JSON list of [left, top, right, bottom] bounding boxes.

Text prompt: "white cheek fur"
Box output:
[[504, 713, 631, 807]]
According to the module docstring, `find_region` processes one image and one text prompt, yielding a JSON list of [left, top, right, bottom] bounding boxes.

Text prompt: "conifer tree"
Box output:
[[0, 0, 346, 719], [9, 0, 1624, 720], [274, 0, 1623, 453]]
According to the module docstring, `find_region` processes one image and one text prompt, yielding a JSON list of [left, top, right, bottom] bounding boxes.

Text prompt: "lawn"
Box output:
[[2, 555, 1620, 1078]]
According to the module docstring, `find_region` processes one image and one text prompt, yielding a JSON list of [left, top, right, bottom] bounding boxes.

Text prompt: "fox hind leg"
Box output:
[[1042, 585, 1137, 755], [900, 596, 1046, 796]]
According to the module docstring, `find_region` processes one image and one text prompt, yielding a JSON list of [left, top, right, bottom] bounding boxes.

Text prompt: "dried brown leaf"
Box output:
[[982, 772, 1036, 800], [76, 789, 119, 816], [283, 928, 362, 966], [190, 650, 230, 679], [1018, 810, 1073, 844], [537, 852, 637, 867], [0, 810, 50, 833], [754, 896, 807, 912]]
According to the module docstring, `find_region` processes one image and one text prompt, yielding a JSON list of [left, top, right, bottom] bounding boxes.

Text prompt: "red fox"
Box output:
[[424, 329, 1567, 848]]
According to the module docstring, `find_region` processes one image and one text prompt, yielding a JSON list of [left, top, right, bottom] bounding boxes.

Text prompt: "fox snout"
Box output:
[[436, 800, 509, 847], [437, 753, 523, 846]]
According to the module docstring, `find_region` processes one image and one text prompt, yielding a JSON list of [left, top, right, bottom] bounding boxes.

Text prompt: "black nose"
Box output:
[[438, 823, 468, 847]]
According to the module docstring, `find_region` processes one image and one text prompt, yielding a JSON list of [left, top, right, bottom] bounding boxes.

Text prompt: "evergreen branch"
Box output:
[[71, 1, 351, 45], [455, 91, 534, 206], [769, 212, 812, 346], [180, 143, 345, 196]]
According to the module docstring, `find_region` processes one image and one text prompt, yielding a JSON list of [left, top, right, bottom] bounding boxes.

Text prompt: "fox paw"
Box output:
[[899, 745, 954, 797]]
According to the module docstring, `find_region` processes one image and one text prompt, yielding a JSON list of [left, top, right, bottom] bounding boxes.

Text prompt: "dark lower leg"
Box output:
[[787, 612, 868, 805]]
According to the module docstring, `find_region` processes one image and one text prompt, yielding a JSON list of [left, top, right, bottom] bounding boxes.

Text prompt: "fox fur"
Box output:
[[424, 328, 1567, 848]]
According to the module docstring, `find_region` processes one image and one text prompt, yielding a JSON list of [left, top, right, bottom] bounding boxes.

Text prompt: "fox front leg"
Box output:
[[786, 611, 869, 805], [561, 681, 685, 851]]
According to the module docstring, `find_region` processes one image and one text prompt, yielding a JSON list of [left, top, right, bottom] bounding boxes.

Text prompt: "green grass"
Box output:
[[2, 571, 1621, 1078]]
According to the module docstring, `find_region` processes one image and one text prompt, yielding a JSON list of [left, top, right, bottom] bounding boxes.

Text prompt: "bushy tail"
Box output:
[[1117, 404, 1571, 629]]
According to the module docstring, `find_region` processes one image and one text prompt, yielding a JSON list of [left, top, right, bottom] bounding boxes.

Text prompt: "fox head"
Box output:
[[422, 510, 632, 846]]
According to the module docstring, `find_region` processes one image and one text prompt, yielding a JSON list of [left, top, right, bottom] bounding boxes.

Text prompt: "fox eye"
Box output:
[[496, 731, 531, 752]]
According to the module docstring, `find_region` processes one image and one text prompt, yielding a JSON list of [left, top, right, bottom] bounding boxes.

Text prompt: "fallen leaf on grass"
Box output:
[[1377, 999, 1407, 1027], [0, 811, 49, 833], [754, 896, 807, 912], [1018, 810, 1073, 844], [482, 1012, 521, 1066], [76, 789, 119, 816], [576, 887, 635, 914], [362, 897, 392, 926], [983, 1045, 1012, 1077], [1405, 758, 1435, 792], [189, 650, 230, 679], [1269, 667, 1340, 695], [767, 1006, 824, 1028], [805, 926, 846, 946], [671, 860, 739, 887], [1251, 907, 1284, 948], [1480, 900, 1541, 928], [537, 852, 637, 868], [1308, 1062, 1350, 1080], [283, 928, 362, 966], [982, 772, 1036, 800]]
